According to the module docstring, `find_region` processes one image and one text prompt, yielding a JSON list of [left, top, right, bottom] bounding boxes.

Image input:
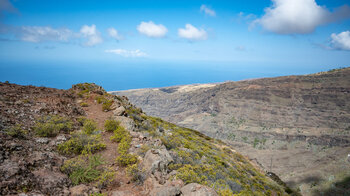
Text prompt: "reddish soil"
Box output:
[[80, 93, 146, 195]]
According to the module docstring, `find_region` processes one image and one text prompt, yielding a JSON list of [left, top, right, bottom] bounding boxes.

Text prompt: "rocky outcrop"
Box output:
[[143, 149, 174, 184], [69, 184, 99, 196], [0, 83, 85, 131], [0, 132, 70, 195], [181, 183, 217, 196]]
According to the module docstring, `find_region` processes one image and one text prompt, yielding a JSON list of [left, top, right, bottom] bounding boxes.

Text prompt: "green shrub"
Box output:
[[34, 115, 73, 137], [138, 116, 288, 195], [5, 124, 27, 138], [110, 126, 128, 143], [94, 95, 113, 112], [90, 193, 106, 196], [80, 102, 89, 107], [77, 116, 87, 126], [95, 95, 107, 104], [58, 132, 106, 155], [104, 119, 119, 132], [102, 100, 113, 111], [96, 168, 115, 188], [61, 154, 104, 185], [126, 163, 145, 184], [176, 164, 206, 184], [116, 154, 138, 167], [83, 119, 97, 135], [117, 136, 132, 154], [109, 124, 137, 167], [217, 188, 234, 196], [77, 89, 90, 98]]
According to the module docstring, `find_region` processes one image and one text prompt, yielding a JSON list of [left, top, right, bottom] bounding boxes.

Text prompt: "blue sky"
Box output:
[[0, 0, 349, 90]]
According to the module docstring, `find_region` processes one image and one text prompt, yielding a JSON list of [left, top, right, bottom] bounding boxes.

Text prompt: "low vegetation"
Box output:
[[4, 124, 27, 138], [102, 100, 113, 111], [82, 119, 98, 135], [110, 124, 139, 172], [127, 111, 288, 195], [126, 163, 145, 184], [61, 154, 114, 187], [80, 102, 89, 107], [58, 131, 106, 155], [75, 83, 97, 98], [59, 116, 111, 187], [110, 125, 128, 143], [94, 95, 114, 111], [33, 115, 73, 137], [104, 119, 119, 132]]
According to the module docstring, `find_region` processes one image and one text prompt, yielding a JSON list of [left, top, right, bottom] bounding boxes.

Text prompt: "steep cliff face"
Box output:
[[0, 82, 290, 195], [112, 67, 350, 195]]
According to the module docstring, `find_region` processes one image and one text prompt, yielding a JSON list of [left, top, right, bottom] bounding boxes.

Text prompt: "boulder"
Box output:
[[150, 186, 181, 196], [111, 190, 135, 196], [113, 106, 125, 116], [18, 193, 45, 196], [0, 159, 19, 180], [33, 169, 70, 195], [180, 183, 218, 196], [143, 149, 173, 175], [114, 116, 135, 131], [69, 184, 90, 196], [143, 149, 174, 184]]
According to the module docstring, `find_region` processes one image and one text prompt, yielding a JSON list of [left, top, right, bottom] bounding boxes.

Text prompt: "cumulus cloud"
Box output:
[[255, 0, 350, 34], [200, 5, 216, 17], [105, 49, 147, 57], [178, 24, 208, 41], [19, 26, 73, 43], [1, 24, 105, 46], [137, 21, 167, 38], [107, 27, 123, 40], [330, 31, 350, 51], [80, 24, 102, 46]]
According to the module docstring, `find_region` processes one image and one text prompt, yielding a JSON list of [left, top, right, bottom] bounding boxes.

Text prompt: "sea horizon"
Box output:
[[0, 60, 345, 91]]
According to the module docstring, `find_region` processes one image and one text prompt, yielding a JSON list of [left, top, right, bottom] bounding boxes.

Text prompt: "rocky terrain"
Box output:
[[0, 82, 292, 195], [112, 67, 350, 196]]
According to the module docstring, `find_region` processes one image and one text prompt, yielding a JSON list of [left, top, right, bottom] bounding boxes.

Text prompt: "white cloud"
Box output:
[[200, 5, 216, 17], [255, 0, 350, 34], [105, 49, 147, 57], [137, 21, 167, 38], [331, 31, 350, 51], [80, 24, 102, 46], [107, 27, 123, 40], [20, 26, 73, 42], [178, 24, 208, 41]]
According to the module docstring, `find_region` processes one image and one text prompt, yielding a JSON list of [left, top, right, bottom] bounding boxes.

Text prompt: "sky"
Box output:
[[0, 0, 349, 90]]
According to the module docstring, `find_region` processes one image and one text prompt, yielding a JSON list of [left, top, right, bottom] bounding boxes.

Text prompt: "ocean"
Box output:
[[0, 60, 340, 91]]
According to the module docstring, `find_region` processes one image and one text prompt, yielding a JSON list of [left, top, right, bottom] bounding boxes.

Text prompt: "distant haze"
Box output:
[[0, 60, 346, 91]]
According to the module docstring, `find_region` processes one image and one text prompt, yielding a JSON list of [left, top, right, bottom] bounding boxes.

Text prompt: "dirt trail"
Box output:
[[81, 94, 146, 195]]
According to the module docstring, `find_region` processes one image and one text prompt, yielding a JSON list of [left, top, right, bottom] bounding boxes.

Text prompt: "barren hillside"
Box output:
[[112, 67, 350, 196]]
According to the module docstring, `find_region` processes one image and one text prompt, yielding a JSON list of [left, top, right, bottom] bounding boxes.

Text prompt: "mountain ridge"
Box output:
[[112, 67, 350, 196], [0, 82, 292, 195]]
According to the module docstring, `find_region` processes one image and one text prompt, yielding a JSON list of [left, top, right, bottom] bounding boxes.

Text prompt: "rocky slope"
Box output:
[[112, 67, 350, 196], [0, 82, 291, 195]]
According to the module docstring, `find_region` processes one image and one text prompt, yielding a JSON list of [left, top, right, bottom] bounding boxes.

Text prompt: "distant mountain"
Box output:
[[111, 67, 350, 196]]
